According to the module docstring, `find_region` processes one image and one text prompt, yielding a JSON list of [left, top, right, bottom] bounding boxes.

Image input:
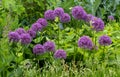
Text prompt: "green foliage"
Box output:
[[0, 0, 120, 77]]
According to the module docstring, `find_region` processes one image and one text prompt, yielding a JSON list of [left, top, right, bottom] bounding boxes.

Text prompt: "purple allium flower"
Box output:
[[20, 33, 32, 45], [91, 18, 104, 32], [108, 15, 114, 21], [86, 14, 96, 22], [36, 18, 48, 28], [82, 13, 88, 21], [31, 22, 42, 32], [72, 6, 87, 20], [33, 44, 45, 54], [54, 7, 64, 17], [27, 29, 36, 38], [54, 49, 66, 59], [78, 36, 93, 50], [43, 41, 55, 52], [99, 35, 112, 46], [8, 31, 20, 42], [60, 13, 71, 23], [15, 28, 26, 35], [44, 10, 55, 20]]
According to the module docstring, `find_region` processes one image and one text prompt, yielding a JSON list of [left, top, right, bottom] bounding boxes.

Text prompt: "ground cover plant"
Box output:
[[0, 0, 120, 77]]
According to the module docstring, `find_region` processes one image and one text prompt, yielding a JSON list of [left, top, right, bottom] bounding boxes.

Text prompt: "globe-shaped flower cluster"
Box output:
[[72, 6, 87, 20], [78, 36, 93, 50], [108, 15, 114, 21], [43, 41, 55, 52], [99, 35, 112, 46], [33, 44, 45, 54], [91, 18, 104, 32], [54, 49, 67, 59], [8, 32, 20, 42]]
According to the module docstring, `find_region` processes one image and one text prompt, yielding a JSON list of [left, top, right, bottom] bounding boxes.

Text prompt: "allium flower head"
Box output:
[[20, 33, 32, 45], [99, 35, 112, 46], [54, 49, 66, 59], [33, 44, 45, 54], [91, 18, 104, 32], [108, 15, 114, 21], [36, 18, 48, 27], [60, 13, 71, 23], [43, 41, 55, 52], [54, 7, 64, 17], [86, 14, 96, 22], [8, 31, 20, 42], [44, 10, 55, 20], [78, 36, 93, 50], [81, 14, 88, 21], [15, 28, 26, 35], [27, 29, 36, 38], [31, 22, 42, 32], [72, 6, 87, 20]]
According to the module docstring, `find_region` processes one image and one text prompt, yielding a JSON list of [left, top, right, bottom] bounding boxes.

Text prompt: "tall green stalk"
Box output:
[[58, 24, 60, 49], [103, 46, 106, 61]]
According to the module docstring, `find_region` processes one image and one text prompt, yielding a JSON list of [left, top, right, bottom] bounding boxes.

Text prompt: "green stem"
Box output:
[[58, 26, 60, 49], [94, 31, 97, 47], [114, 47, 117, 60], [83, 49, 85, 61], [92, 31, 96, 62], [103, 46, 105, 61], [73, 20, 79, 61]]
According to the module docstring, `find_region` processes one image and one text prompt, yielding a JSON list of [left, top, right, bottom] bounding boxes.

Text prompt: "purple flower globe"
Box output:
[[15, 28, 26, 35], [8, 31, 20, 42], [20, 33, 32, 45], [108, 15, 114, 21], [86, 14, 96, 22], [54, 7, 64, 17], [78, 36, 93, 50], [54, 49, 66, 59], [27, 29, 36, 38], [31, 22, 42, 32], [43, 41, 55, 52], [81, 13, 88, 21], [60, 13, 71, 23], [72, 6, 87, 20], [36, 18, 48, 28], [44, 10, 55, 20], [91, 18, 104, 32], [99, 35, 112, 46], [33, 44, 45, 54]]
